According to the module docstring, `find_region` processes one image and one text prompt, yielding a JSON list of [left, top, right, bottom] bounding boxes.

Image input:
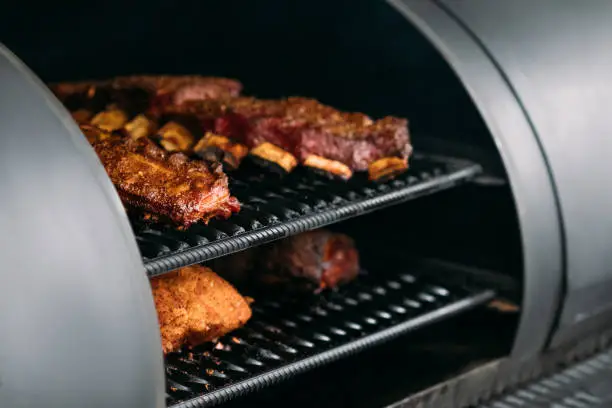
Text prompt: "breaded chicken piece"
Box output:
[[150, 265, 252, 354]]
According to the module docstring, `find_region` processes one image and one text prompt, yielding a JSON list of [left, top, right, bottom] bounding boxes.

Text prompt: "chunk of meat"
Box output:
[[214, 230, 360, 293], [163, 97, 412, 171], [151, 265, 252, 354], [92, 135, 240, 227]]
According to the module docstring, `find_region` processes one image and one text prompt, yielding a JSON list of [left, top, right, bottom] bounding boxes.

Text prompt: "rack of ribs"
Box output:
[[52, 76, 412, 180], [213, 229, 360, 293], [91, 131, 240, 227], [160, 96, 412, 180], [151, 265, 252, 354]]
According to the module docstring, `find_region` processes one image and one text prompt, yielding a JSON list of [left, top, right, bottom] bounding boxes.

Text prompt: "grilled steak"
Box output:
[[50, 75, 243, 116], [163, 97, 412, 171], [151, 265, 252, 354], [213, 229, 360, 293]]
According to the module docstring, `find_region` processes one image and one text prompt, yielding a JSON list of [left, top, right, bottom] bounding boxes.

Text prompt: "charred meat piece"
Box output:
[[163, 97, 412, 172], [303, 155, 353, 180], [92, 135, 240, 227], [151, 265, 252, 354], [154, 121, 195, 152], [123, 114, 157, 140], [90, 108, 129, 132], [193, 133, 249, 170], [214, 230, 360, 293], [368, 157, 409, 181], [249, 142, 298, 173]]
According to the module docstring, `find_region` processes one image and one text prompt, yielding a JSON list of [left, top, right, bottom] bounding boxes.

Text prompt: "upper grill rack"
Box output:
[[137, 154, 482, 277], [164, 265, 496, 408]]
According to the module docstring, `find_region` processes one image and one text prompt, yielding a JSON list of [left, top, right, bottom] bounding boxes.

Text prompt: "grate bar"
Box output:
[[138, 154, 482, 277], [164, 268, 495, 408]]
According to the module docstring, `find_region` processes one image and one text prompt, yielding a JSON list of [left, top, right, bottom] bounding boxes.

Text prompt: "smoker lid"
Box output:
[[389, 0, 564, 359], [0, 45, 165, 408], [435, 0, 612, 349]]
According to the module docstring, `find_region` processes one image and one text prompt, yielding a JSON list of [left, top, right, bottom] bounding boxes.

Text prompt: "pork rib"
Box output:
[[92, 134, 240, 227], [163, 97, 412, 172]]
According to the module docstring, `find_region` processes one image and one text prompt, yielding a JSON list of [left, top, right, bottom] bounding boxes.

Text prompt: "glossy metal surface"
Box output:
[[0, 44, 165, 408], [389, 0, 564, 358], [436, 0, 612, 350]]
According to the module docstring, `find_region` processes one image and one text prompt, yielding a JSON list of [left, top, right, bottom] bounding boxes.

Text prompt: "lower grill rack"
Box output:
[[137, 154, 482, 277], [164, 267, 496, 408]]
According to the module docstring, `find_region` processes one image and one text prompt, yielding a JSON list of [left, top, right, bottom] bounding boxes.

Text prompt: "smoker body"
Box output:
[[0, 1, 611, 407]]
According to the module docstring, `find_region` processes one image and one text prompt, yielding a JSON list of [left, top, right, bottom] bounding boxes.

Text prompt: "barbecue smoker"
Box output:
[[1, 1, 612, 407]]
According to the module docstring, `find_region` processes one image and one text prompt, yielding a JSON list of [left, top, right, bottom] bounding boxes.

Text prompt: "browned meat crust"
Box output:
[[162, 97, 412, 171], [151, 265, 252, 354], [110, 75, 242, 105], [214, 230, 360, 293], [92, 134, 240, 227], [50, 75, 243, 124]]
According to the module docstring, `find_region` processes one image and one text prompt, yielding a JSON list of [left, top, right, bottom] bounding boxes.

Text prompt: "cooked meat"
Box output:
[[162, 97, 412, 172], [90, 108, 129, 132], [71, 109, 93, 125], [92, 135, 240, 227], [151, 265, 252, 354], [303, 155, 353, 179], [193, 133, 249, 170], [109, 75, 242, 115], [80, 124, 112, 144], [50, 80, 107, 103], [154, 121, 195, 152], [249, 142, 298, 173], [124, 114, 157, 140], [367, 157, 409, 181], [110, 75, 242, 100], [214, 230, 360, 293], [51, 75, 242, 120], [54, 77, 411, 177]]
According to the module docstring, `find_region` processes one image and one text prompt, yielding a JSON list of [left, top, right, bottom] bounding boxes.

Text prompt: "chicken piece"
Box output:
[[92, 135, 240, 227], [214, 230, 360, 293], [151, 265, 252, 354]]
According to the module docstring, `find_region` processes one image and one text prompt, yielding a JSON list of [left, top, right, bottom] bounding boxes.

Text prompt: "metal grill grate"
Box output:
[[478, 349, 612, 408], [164, 268, 495, 408], [136, 154, 481, 277]]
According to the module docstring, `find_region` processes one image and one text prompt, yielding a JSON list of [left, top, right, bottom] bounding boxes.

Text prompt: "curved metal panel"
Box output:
[[388, 0, 564, 358], [0, 45, 165, 408], [438, 0, 612, 348]]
